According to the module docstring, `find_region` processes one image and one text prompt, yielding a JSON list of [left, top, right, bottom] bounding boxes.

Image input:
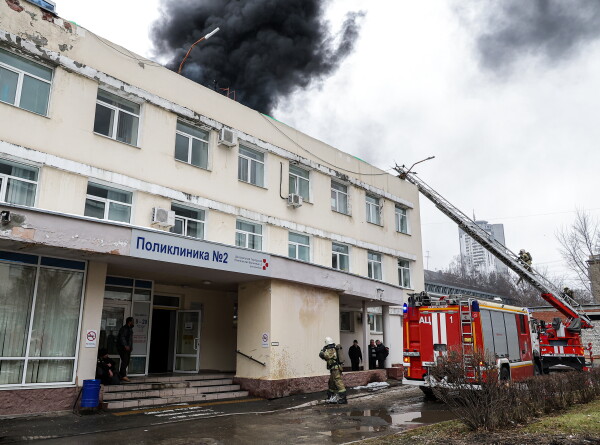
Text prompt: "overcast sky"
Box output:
[[55, 1, 600, 284]]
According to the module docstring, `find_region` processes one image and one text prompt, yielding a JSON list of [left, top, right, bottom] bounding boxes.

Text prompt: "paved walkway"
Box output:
[[0, 384, 454, 444]]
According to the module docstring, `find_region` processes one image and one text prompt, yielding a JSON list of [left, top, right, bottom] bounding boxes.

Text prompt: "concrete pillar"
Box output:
[[75, 261, 107, 385], [362, 300, 369, 370], [382, 305, 391, 369]]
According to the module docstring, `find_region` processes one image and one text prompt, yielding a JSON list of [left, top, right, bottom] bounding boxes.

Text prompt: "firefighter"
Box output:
[[319, 337, 347, 404], [564, 287, 575, 299], [516, 249, 533, 285]]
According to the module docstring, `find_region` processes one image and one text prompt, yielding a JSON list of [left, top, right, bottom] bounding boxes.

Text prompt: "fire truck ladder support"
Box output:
[[395, 165, 593, 329], [460, 300, 475, 371]]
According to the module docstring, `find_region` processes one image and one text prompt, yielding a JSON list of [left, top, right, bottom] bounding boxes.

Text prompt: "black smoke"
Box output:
[[457, 1, 600, 74], [151, 0, 365, 114]]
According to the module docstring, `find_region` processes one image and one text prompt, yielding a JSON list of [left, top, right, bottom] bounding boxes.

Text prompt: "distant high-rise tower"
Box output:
[[459, 220, 509, 275]]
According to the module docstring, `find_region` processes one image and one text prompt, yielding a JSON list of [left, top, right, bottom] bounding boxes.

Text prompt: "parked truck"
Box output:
[[395, 164, 593, 389]]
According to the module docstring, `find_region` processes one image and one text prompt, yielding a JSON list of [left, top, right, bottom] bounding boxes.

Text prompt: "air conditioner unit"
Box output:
[[218, 128, 237, 147], [287, 193, 303, 208], [152, 207, 175, 228]]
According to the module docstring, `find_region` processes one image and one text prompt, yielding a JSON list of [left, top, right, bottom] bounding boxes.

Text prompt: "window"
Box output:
[[331, 181, 349, 214], [288, 232, 310, 261], [398, 259, 411, 288], [366, 195, 382, 225], [174, 121, 209, 169], [340, 312, 353, 332], [332, 243, 349, 271], [84, 182, 132, 223], [369, 314, 383, 333], [235, 220, 263, 250], [238, 145, 264, 187], [0, 251, 85, 386], [368, 252, 382, 280], [171, 203, 205, 239], [0, 48, 52, 115], [0, 159, 38, 206], [94, 89, 140, 145], [289, 165, 310, 201], [395, 205, 409, 234]]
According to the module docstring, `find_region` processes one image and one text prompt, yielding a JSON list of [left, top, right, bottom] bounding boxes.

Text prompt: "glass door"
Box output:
[[99, 303, 128, 371], [174, 311, 201, 373]]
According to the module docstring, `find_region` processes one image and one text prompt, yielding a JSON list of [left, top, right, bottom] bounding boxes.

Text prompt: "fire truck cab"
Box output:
[[403, 292, 536, 388]]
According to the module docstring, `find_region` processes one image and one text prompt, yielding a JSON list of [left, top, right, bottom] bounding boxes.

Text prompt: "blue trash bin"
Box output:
[[80, 379, 101, 408]]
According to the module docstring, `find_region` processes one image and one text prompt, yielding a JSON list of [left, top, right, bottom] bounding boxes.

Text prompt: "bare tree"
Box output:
[[556, 209, 600, 297]]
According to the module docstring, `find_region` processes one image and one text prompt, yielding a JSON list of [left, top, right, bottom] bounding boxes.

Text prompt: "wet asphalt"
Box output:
[[0, 384, 454, 444]]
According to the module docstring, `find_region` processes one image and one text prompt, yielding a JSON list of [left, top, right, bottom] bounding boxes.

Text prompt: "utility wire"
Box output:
[[259, 112, 393, 176]]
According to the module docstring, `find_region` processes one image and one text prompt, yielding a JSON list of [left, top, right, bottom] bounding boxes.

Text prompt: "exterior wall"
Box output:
[[269, 281, 339, 379], [153, 284, 237, 372], [76, 261, 108, 384], [37, 167, 87, 215], [237, 280, 272, 379], [589, 256, 600, 304]]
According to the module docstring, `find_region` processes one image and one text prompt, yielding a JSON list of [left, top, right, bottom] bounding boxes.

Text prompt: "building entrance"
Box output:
[[174, 311, 202, 373], [148, 308, 176, 373]]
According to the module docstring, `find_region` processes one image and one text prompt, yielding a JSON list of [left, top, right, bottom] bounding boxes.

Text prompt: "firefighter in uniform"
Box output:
[[516, 249, 533, 285], [319, 337, 347, 404], [564, 287, 575, 299]]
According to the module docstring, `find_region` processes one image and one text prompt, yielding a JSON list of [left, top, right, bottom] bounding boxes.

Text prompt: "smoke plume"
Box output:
[[457, 1, 600, 74], [151, 0, 365, 114]]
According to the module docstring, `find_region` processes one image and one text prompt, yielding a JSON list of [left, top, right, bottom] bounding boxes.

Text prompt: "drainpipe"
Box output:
[[382, 305, 391, 369], [362, 300, 369, 370]]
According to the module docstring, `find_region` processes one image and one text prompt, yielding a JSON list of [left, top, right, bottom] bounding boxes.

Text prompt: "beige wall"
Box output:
[[269, 281, 339, 379], [237, 280, 272, 379], [153, 284, 237, 372], [237, 280, 340, 380], [76, 261, 107, 385]]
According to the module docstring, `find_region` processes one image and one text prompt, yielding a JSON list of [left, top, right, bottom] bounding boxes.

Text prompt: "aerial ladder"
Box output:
[[395, 164, 593, 371]]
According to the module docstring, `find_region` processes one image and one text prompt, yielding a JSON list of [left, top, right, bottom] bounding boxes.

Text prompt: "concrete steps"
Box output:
[[102, 374, 249, 410]]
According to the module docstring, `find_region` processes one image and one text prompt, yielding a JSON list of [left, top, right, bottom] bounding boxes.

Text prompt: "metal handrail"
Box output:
[[236, 349, 266, 366]]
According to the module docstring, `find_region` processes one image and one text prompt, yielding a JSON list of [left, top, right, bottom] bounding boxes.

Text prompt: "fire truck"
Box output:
[[395, 164, 593, 388]]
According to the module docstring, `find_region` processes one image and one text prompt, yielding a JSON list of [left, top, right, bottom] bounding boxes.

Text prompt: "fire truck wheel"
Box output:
[[499, 366, 510, 381]]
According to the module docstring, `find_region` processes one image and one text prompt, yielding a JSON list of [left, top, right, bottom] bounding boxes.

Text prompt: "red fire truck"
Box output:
[[395, 164, 593, 388]]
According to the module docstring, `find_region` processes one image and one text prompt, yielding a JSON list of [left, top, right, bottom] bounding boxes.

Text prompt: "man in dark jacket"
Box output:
[[375, 339, 388, 369], [348, 339, 362, 371], [368, 339, 377, 370], [96, 348, 120, 385], [117, 317, 134, 382]]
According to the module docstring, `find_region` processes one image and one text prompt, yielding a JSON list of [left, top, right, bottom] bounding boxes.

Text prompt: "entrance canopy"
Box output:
[[0, 205, 406, 304]]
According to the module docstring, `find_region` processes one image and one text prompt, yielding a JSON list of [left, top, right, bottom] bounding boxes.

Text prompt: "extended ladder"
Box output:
[[395, 165, 593, 329]]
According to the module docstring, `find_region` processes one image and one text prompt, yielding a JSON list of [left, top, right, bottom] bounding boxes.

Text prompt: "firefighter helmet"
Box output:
[[324, 337, 334, 345]]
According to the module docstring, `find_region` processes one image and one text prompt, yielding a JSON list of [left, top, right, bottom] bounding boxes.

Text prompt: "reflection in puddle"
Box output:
[[319, 400, 456, 440]]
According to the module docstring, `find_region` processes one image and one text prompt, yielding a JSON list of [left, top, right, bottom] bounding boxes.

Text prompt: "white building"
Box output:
[[459, 220, 509, 275], [0, 1, 423, 415]]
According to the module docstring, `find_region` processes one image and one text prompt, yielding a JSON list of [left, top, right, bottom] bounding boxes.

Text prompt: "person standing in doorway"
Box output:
[[368, 339, 377, 370], [117, 317, 134, 382], [348, 339, 362, 371], [375, 339, 388, 369]]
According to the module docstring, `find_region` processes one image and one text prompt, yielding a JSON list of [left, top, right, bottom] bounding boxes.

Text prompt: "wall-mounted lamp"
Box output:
[[376, 288, 384, 300]]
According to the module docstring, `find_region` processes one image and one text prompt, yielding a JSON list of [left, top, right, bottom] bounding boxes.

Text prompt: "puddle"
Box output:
[[320, 398, 456, 440]]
